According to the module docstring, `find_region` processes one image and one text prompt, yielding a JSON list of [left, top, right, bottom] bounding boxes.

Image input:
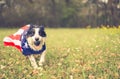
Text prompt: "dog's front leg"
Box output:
[[28, 55, 38, 69], [39, 50, 46, 66]]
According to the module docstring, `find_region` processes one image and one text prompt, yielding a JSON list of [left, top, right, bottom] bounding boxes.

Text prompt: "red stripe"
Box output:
[[8, 35, 21, 40], [6, 25, 29, 40], [3, 25, 30, 52], [21, 25, 29, 30], [4, 42, 22, 52]]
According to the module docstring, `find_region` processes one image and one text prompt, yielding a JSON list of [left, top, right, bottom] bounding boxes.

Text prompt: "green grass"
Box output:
[[0, 28, 120, 79]]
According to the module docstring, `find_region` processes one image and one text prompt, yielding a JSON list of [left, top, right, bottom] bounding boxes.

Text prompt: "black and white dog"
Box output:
[[21, 24, 47, 69]]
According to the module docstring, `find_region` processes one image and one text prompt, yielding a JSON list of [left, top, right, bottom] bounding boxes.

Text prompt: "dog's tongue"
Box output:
[[36, 46, 40, 49], [35, 45, 42, 50]]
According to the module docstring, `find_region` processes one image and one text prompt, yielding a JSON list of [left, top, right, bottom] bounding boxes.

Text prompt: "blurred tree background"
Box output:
[[0, 0, 120, 28]]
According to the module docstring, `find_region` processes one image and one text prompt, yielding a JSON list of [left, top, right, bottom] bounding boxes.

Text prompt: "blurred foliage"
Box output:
[[0, 0, 120, 27]]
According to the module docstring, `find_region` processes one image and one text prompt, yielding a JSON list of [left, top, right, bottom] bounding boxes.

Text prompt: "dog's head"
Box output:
[[26, 24, 46, 51]]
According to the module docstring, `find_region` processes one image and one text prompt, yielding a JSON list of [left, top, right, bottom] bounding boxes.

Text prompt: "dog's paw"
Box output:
[[33, 65, 39, 69], [38, 62, 44, 66], [37, 67, 43, 70], [33, 66, 43, 70]]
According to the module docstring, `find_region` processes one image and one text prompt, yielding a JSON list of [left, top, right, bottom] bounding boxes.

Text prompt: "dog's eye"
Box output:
[[39, 31, 46, 37], [28, 30, 35, 36], [30, 31, 35, 36]]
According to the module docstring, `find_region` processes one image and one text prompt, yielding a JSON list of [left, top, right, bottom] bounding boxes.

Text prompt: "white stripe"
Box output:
[[13, 24, 30, 36], [3, 24, 31, 47], [26, 24, 30, 27], [13, 29, 24, 36], [3, 37, 21, 46]]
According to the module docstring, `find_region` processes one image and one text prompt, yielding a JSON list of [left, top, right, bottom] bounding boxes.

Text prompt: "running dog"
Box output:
[[21, 24, 47, 69], [4, 24, 46, 69]]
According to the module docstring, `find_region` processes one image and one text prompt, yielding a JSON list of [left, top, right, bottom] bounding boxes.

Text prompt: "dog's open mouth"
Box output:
[[34, 41, 40, 46]]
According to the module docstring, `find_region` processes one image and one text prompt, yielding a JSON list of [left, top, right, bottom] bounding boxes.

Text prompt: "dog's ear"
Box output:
[[29, 24, 34, 29], [27, 24, 34, 33], [40, 25, 45, 31], [26, 24, 35, 37], [39, 25, 46, 37]]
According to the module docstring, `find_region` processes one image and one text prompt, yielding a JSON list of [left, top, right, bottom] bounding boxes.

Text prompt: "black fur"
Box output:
[[26, 24, 46, 37]]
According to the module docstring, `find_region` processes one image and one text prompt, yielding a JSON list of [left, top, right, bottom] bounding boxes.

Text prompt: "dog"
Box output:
[[21, 24, 47, 69]]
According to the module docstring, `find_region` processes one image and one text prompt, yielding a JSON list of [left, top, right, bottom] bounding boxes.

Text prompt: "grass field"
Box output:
[[0, 28, 120, 79]]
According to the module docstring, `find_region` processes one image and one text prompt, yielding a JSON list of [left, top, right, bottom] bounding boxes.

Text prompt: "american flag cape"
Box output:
[[3, 24, 30, 52], [3, 24, 46, 56]]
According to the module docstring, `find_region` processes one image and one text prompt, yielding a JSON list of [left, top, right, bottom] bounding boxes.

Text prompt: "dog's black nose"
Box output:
[[34, 41, 40, 46], [35, 38, 39, 41]]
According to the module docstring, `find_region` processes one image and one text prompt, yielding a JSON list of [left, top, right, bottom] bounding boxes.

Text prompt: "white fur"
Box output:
[[32, 28, 42, 41], [28, 55, 38, 69], [27, 28, 46, 51], [39, 50, 46, 66], [28, 50, 46, 69], [27, 28, 46, 69]]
